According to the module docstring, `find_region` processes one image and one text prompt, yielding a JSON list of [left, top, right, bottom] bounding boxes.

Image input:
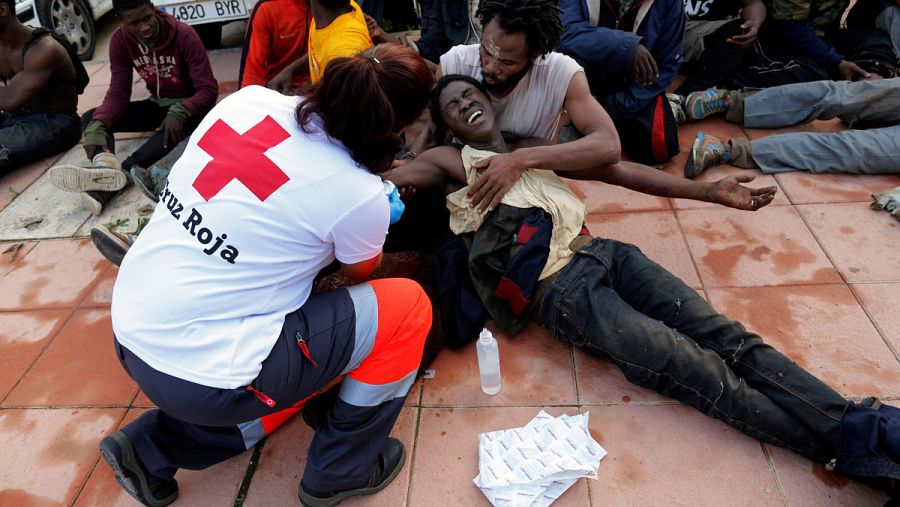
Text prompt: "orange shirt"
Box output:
[[308, 0, 373, 82], [240, 0, 311, 88]]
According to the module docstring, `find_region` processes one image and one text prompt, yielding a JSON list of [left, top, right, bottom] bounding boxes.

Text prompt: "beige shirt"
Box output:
[[447, 146, 586, 280]]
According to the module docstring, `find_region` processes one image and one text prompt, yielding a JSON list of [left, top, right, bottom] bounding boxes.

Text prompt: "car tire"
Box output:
[[36, 0, 96, 60], [193, 22, 222, 49]]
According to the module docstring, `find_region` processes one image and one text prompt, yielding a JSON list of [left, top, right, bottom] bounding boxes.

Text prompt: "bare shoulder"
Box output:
[[24, 34, 68, 70], [421, 144, 463, 165]]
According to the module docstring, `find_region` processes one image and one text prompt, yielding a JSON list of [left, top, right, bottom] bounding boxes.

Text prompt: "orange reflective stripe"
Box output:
[[258, 377, 342, 435], [348, 278, 431, 385]]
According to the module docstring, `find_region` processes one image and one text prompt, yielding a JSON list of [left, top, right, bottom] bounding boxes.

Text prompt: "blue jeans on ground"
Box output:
[[733, 78, 900, 174], [0, 111, 80, 172], [538, 238, 850, 463]]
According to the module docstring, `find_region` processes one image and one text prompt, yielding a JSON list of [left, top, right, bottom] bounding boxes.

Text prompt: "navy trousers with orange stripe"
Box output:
[[114, 278, 431, 492]]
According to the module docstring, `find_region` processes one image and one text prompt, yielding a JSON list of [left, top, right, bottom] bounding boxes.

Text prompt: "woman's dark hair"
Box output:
[[296, 44, 433, 174], [113, 0, 152, 13], [429, 74, 489, 142], [476, 0, 563, 58]]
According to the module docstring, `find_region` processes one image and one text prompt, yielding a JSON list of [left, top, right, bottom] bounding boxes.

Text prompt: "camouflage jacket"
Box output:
[[769, 0, 848, 29]]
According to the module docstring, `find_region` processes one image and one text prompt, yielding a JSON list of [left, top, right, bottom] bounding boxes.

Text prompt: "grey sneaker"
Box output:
[[667, 93, 686, 125], [684, 88, 731, 121], [684, 130, 726, 178], [48, 152, 127, 192], [91, 223, 136, 266], [130, 165, 169, 203]]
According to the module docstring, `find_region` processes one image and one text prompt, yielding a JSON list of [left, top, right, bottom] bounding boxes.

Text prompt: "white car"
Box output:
[[17, 0, 250, 60], [157, 0, 251, 49]]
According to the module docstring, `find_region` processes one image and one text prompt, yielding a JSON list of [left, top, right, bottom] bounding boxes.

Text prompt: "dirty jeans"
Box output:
[[726, 78, 900, 174], [0, 111, 80, 172], [538, 238, 850, 462]]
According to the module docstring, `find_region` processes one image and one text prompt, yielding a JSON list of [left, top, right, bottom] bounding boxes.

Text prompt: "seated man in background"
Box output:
[[677, 0, 766, 94], [48, 0, 217, 216], [683, 78, 900, 180], [0, 0, 85, 173], [846, 0, 900, 63], [761, 0, 893, 82], [268, 0, 372, 91], [388, 75, 900, 498], [239, 0, 311, 91], [366, 0, 481, 65], [556, 0, 684, 163]]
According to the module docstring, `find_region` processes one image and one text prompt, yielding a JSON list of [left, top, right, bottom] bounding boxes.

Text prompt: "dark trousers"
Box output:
[[81, 101, 202, 171], [538, 238, 850, 462], [608, 92, 679, 164], [677, 20, 753, 95], [115, 281, 429, 492], [0, 111, 80, 172]]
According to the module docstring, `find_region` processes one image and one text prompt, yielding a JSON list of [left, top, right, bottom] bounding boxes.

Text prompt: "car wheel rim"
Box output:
[[49, 0, 90, 54]]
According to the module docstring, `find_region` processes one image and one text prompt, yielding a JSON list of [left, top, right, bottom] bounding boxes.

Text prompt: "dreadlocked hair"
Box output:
[[476, 0, 563, 57]]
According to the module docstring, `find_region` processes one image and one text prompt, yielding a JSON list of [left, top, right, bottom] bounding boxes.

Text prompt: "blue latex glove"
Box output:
[[383, 181, 405, 224]]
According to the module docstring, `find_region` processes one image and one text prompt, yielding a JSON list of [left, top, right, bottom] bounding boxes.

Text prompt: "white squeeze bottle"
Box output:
[[476, 328, 501, 395]]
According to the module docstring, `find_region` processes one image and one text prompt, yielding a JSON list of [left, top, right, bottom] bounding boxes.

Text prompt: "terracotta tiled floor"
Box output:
[[0, 51, 897, 506]]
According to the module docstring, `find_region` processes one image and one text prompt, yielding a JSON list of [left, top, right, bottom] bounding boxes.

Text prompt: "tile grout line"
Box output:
[[404, 404, 423, 507], [670, 207, 709, 291], [0, 305, 79, 407], [788, 202, 900, 363], [570, 344, 581, 407], [1, 255, 117, 407], [791, 203, 847, 284], [760, 443, 791, 507], [233, 439, 266, 506], [68, 407, 132, 507], [847, 284, 900, 366]]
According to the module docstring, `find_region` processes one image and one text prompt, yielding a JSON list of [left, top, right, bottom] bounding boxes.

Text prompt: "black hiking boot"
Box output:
[[98, 430, 178, 507], [298, 437, 406, 506]]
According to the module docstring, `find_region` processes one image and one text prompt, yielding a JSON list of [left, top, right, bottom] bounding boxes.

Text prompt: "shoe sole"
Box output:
[[91, 225, 129, 266], [49, 165, 127, 192], [298, 444, 406, 507], [684, 133, 705, 179], [99, 431, 178, 507]]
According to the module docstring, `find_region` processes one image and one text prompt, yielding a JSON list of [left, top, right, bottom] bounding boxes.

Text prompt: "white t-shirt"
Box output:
[[440, 45, 583, 141], [111, 85, 389, 389]]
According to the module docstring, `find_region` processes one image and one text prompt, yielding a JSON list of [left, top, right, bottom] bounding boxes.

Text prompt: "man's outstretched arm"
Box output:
[[596, 161, 778, 211]]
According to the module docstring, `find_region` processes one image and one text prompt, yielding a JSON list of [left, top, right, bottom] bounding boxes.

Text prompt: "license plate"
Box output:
[[161, 0, 248, 24]]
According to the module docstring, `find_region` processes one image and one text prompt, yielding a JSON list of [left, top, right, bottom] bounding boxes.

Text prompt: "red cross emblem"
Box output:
[[193, 116, 291, 201]]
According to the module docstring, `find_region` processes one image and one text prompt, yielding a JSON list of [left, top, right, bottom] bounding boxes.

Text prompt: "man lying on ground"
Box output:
[[388, 73, 900, 496]]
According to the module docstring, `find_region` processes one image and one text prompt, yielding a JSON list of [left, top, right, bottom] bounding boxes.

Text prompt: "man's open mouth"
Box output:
[[467, 110, 484, 124]]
